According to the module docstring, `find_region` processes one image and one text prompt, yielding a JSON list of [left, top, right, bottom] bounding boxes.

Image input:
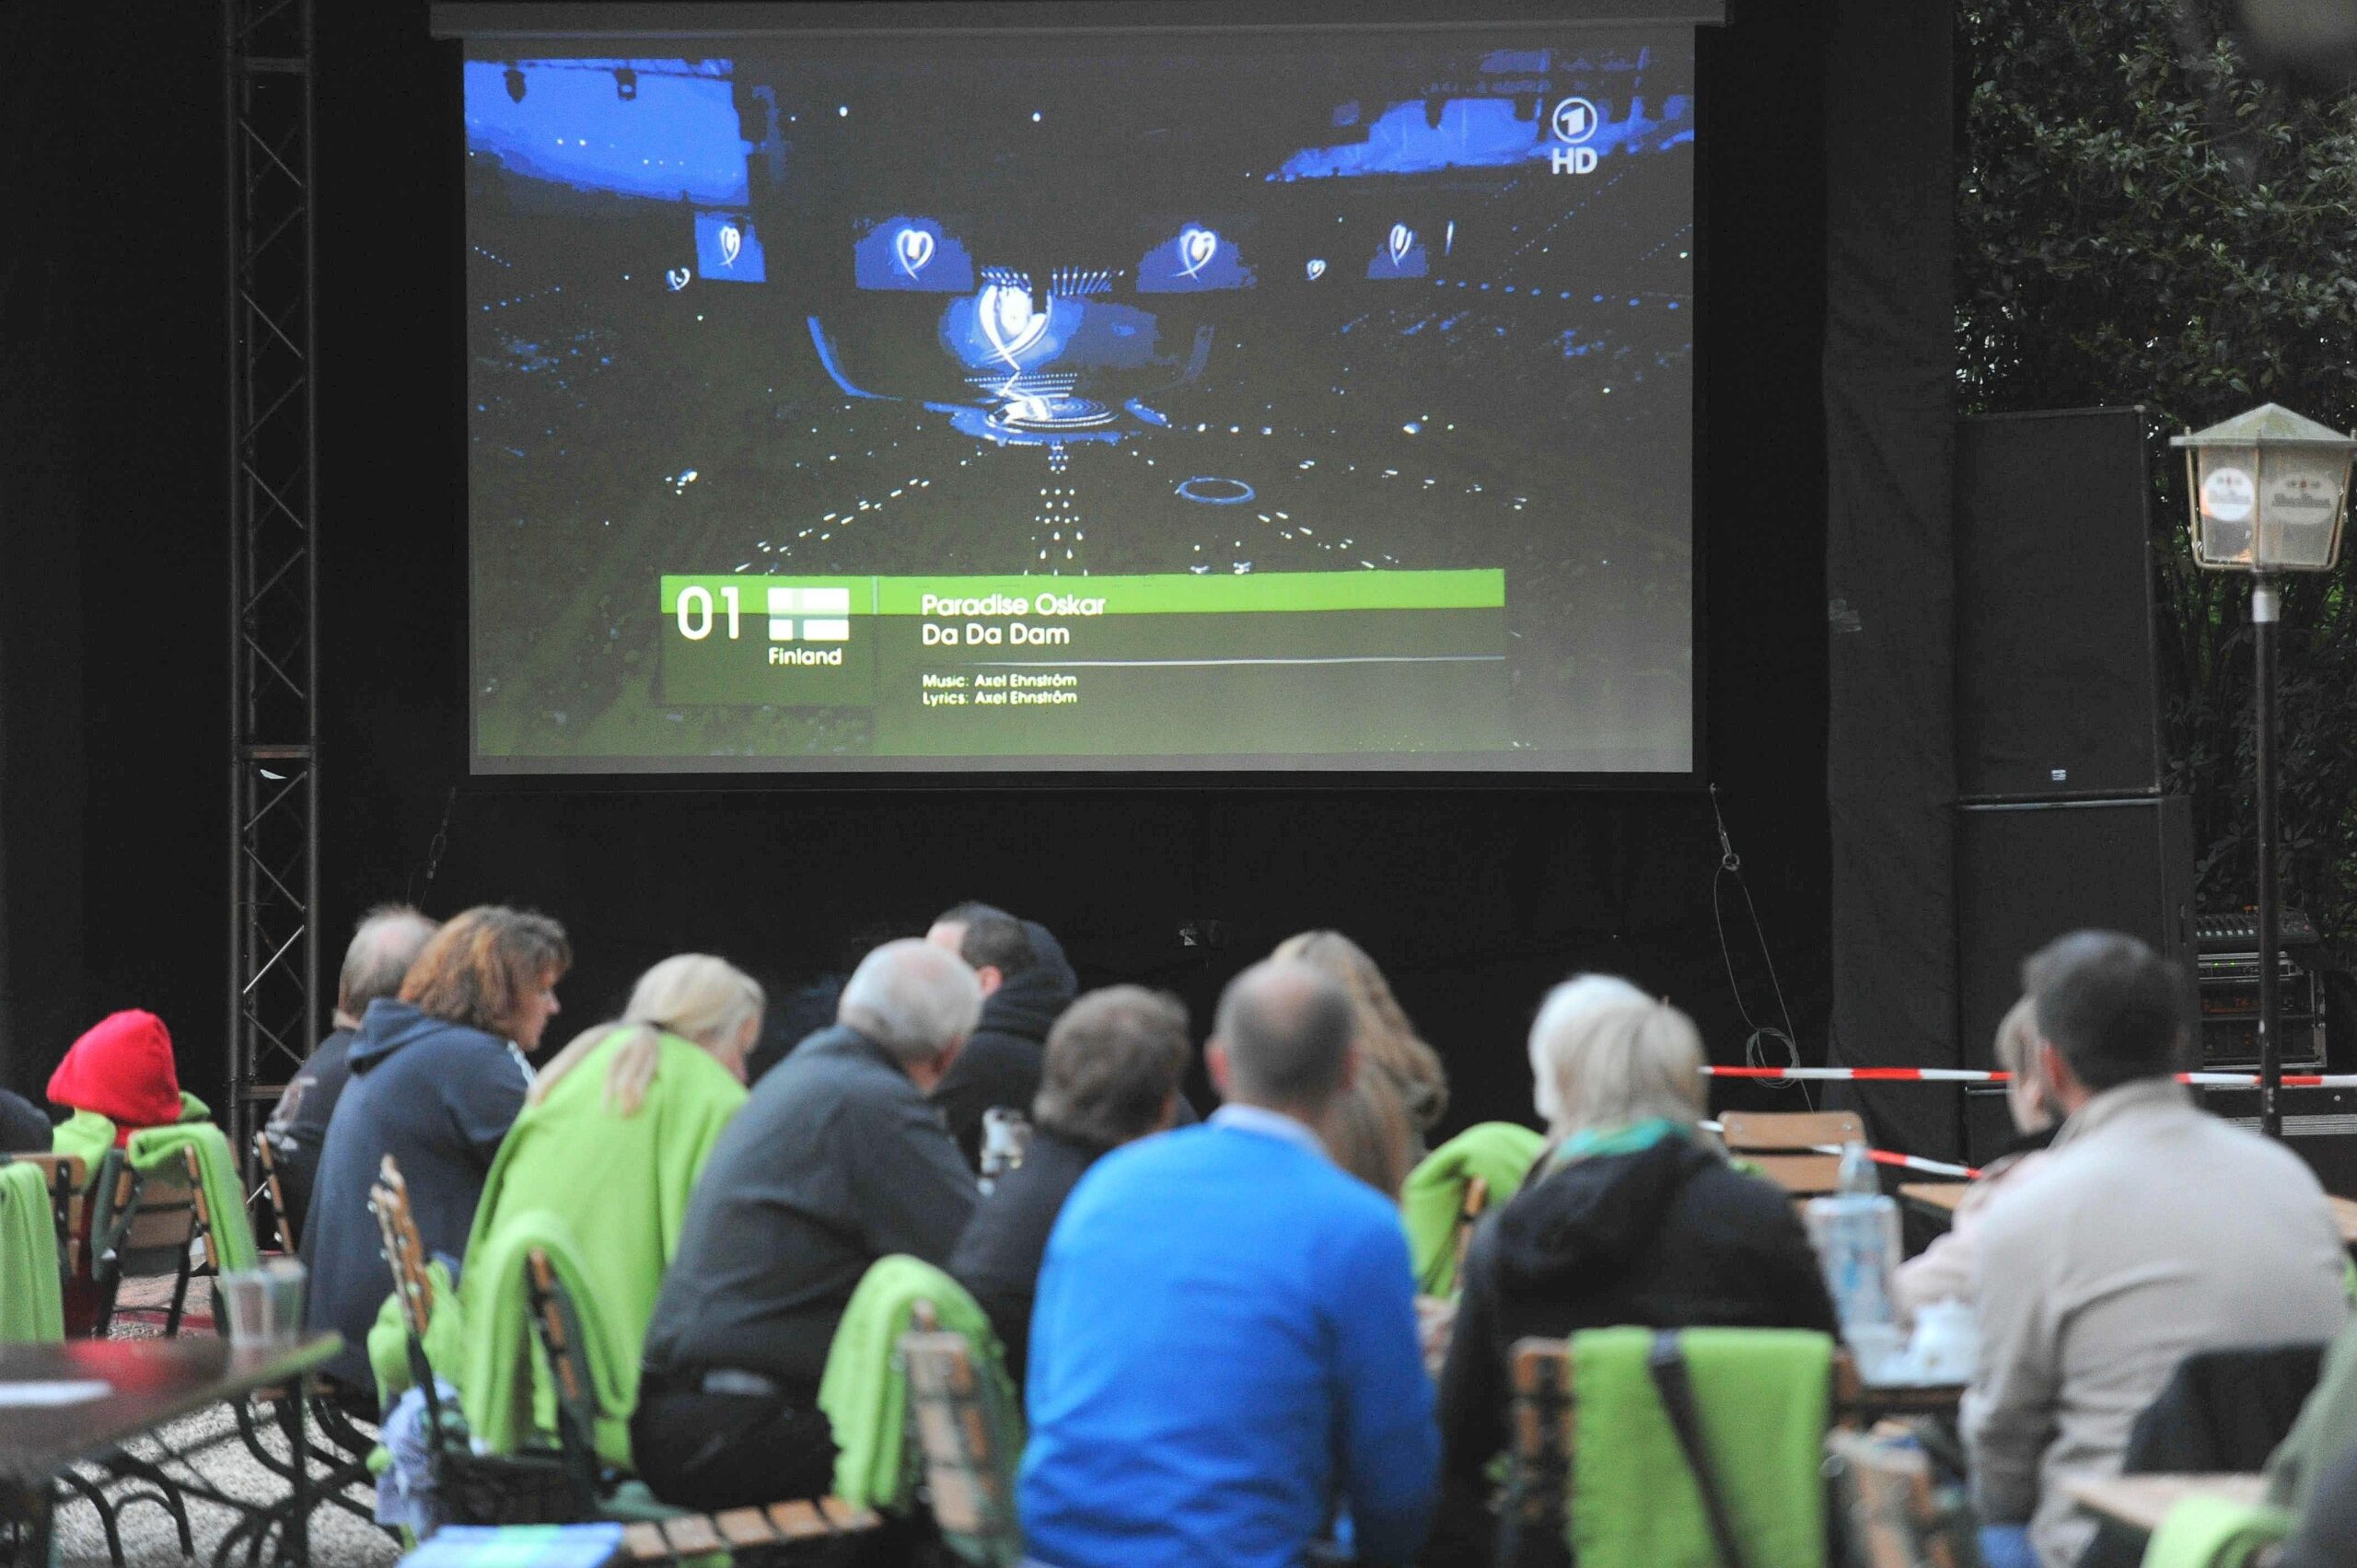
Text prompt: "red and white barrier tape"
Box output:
[[1702, 1064, 2357, 1088]]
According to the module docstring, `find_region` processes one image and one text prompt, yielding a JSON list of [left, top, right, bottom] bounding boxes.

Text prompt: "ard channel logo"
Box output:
[[1550, 98, 1602, 176]]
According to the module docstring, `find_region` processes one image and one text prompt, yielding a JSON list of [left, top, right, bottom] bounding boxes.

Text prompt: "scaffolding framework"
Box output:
[[225, 0, 319, 1161]]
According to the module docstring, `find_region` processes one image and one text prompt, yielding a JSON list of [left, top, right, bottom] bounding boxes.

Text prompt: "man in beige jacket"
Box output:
[[1963, 930, 2349, 1568]]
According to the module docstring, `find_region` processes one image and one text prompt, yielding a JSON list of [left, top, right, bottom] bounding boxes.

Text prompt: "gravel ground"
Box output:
[[48, 1280, 399, 1568]]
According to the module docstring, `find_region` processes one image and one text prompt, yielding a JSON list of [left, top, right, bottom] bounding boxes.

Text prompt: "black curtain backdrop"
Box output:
[[1, 1, 225, 1093], [5, 0, 1845, 1149], [1821, 0, 1960, 1158]]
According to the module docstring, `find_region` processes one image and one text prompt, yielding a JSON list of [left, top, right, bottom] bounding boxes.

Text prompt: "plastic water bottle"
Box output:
[[1805, 1143, 1903, 1356]]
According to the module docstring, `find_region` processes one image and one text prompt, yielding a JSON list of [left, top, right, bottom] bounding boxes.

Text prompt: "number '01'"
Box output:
[[675, 586, 741, 640]]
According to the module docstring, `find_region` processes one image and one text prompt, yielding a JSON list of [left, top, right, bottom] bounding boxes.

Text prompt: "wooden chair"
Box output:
[[1453, 1174, 1492, 1283], [87, 1145, 211, 1336], [0, 1151, 87, 1278], [517, 1249, 885, 1562], [250, 1131, 297, 1255], [1718, 1109, 1868, 1198], [1825, 1428, 1984, 1568], [371, 1159, 594, 1528], [900, 1299, 1024, 1567], [1504, 1333, 1847, 1566]]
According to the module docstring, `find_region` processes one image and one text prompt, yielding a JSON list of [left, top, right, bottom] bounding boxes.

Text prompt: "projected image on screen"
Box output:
[[463, 30, 1694, 773]]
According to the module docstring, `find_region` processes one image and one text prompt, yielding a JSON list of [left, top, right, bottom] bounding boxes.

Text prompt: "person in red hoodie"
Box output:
[[46, 1009, 196, 1333], [48, 1009, 191, 1147]]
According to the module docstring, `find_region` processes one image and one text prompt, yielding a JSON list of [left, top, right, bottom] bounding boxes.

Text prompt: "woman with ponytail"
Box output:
[[453, 954, 763, 1468]]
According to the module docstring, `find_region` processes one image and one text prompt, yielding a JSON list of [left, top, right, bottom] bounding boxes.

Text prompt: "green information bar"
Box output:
[[658, 569, 1504, 616]]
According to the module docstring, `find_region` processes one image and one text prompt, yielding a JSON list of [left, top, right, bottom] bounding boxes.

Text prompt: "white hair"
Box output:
[[1537, 966, 1687, 1127], [839, 938, 983, 1065], [1529, 979, 1706, 1138]]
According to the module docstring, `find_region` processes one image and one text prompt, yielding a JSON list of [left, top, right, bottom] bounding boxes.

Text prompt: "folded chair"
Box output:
[[518, 1249, 883, 1564], [1504, 1328, 1837, 1568], [900, 1299, 1024, 1567]]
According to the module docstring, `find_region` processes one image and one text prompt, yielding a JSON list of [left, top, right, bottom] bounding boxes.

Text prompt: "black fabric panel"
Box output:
[[0, 0, 90, 1093], [1821, 0, 1958, 1159]]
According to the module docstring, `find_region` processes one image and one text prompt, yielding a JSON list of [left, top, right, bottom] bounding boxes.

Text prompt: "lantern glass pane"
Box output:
[[2256, 447, 2350, 570], [2194, 446, 2258, 566]]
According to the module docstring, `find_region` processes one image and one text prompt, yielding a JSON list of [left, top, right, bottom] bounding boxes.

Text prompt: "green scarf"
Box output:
[[819, 1256, 1016, 1511], [0, 1162, 64, 1343], [454, 1029, 747, 1469], [1399, 1121, 1546, 1296]]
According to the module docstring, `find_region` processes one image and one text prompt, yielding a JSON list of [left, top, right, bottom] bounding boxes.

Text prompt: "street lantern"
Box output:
[[2173, 402, 2354, 571], [2169, 403, 2357, 1137]]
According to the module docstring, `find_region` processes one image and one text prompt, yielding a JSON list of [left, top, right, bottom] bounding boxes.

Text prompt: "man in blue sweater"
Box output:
[[1018, 958, 1439, 1568]]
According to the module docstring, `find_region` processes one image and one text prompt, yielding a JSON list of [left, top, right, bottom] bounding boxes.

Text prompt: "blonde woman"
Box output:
[[1435, 980, 1835, 1548], [455, 954, 762, 1467], [1271, 931, 1448, 1197]]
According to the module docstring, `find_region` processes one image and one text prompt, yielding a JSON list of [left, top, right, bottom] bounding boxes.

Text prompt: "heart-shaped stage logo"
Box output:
[[979, 283, 1049, 366], [897, 226, 935, 280], [1306, 259, 1327, 281], [718, 225, 742, 268], [1179, 226, 1218, 280], [1388, 224, 1415, 267], [666, 267, 691, 292]]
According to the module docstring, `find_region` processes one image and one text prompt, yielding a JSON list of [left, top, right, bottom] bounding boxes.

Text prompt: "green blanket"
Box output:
[[2142, 1495, 2292, 1568], [1401, 1121, 1545, 1295], [372, 1257, 464, 1414], [819, 1256, 1016, 1511], [453, 1029, 746, 1470], [0, 1161, 64, 1343], [125, 1119, 259, 1274], [1570, 1327, 1832, 1568], [458, 1210, 630, 1464], [52, 1091, 212, 1174]]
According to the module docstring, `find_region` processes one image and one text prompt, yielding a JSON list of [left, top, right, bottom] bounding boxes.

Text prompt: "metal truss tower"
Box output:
[[225, 0, 319, 1160]]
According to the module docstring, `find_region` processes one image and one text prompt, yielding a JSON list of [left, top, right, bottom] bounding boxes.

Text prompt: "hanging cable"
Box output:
[[1709, 784, 1809, 1105]]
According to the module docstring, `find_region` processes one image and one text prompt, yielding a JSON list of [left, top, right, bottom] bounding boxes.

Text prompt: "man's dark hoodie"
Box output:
[[1436, 1133, 1838, 1481], [300, 996, 531, 1392], [930, 922, 1078, 1169]]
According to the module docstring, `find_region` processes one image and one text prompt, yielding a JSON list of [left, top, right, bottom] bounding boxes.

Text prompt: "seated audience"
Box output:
[[1272, 932, 1448, 1198], [633, 938, 981, 1510], [264, 904, 439, 1239], [948, 984, 1190, 1385], [47, 1008, 195, 1150], [0, 1085, 51, 1154], [924, 901, 1078, 1167], [1965, 931, 2348, 1568], [1435, 977, 1835, 1549], [1893, 994, 2055, 1318], [456, 954, 761, 1465], [302, 905, 570, 1390], [1018, 958, 1438, 1568]]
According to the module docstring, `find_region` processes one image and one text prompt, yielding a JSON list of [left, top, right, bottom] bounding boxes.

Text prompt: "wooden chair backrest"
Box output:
[[1718, 1109, 1868, 1196], [521, 1247, 609, 1500], [250, 1131, 296, 1254], [0, 1152, 86, 1275], [100, 1147, 207, 1278], [1505, 1337, 1576, 1538], [1452, 1174, 1492, 1283], [1826, 1428, 1982, 1568], [368, 1156, 435, 1335], [900, 1301, 1023, 1567]]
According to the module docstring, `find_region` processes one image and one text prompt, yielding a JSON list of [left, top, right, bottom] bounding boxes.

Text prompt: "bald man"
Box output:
[[1018, 959, 1439, 1568]]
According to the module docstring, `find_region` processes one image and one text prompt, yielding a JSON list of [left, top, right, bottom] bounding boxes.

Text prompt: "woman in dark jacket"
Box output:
[[1434, 980, 1837, 1560], [300, 906, 570, 1394]]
